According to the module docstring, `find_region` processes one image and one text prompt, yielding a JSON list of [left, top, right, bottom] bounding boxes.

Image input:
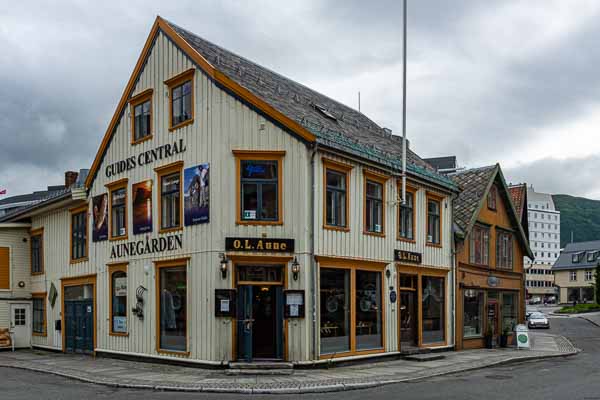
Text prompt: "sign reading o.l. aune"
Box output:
[[225, 237, 295, 253]]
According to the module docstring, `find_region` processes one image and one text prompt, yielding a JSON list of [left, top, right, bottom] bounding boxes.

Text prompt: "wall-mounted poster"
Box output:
[[184, 163, 209, 226], [92, 193, 108, 242], [132, 180, 153, 234]]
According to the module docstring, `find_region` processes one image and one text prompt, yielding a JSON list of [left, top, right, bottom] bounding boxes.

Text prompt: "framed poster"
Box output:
[[284, 290, 305, 318], [184, 163, 210, 226], [114, 277, 127, 297], [92, 193, 108, 242], [214, 289, 236, 317], [113, 316, 127, 333], [132, 180, 153, 234]]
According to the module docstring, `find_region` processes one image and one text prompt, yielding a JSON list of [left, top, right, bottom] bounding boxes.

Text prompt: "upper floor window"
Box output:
[[427, 196, 442, 245], [0, 247, 9, 290], [130, 89, 153, 144], [165, 69, 195, 130], [470, 224, 490, 265], [234, 150, 284, 225], [364, 171, 387, 236], [107, 179, 128, 240], [585, 270, 593, 281], [323, 159, 352, 230], [155, 161, 183, 233], [32, 293, 46, 336], [30, 229, 43, 275], [497, 230, 513, 269], [487, 185, 497, 210], [570, 271, 577, 281], [70, 205, 88, 263], [399, 189, 415, 241]]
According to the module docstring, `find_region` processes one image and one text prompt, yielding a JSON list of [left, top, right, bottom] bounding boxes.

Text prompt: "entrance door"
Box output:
[[400, 291, 418, 348], [65, 299, 94, 353], [237, 285, 284, 361], [10, 304, 31, 348]]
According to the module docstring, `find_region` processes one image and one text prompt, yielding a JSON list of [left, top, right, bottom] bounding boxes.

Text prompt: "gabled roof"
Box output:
[[85, 17, 457, 192], [508, 184, 526, 220], [0, 188, 72, 222], [553, 240, 600, 270], [450, 164, 534, 260], [0, 186, 66, 207]]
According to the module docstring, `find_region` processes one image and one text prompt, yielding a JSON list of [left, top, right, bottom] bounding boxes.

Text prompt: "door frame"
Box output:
[[230, 255, 292, 361], [61, 274, 97, 354], [9, 302, 31, 348], [398, 284, 418, 348]]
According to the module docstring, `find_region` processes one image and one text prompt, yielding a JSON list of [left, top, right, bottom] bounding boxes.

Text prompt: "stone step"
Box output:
[[400, 347, 432, 355], [229, 361, 294, 370], [225, 368, 294, 376], [403, 353, 445, 362]]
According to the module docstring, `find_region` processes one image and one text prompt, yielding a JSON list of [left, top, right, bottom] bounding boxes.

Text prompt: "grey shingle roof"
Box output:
[[0, 186, 66, 206], [450, 165, 498, 234], [166, 20, 457, 191], [553, 240, 600, 270], [0, 188, 71, 222]]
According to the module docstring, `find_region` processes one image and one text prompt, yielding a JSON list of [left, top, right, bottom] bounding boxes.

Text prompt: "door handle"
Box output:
[[243, 319, 255, 331]]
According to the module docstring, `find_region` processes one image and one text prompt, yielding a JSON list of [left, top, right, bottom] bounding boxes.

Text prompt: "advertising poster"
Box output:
[[92, 193, 108, 242], [184, 163, 210, 226], [132, 180, 153, 234]]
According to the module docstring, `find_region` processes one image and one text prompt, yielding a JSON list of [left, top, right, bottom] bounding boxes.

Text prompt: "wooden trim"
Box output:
[[233, 150, 285, 226], [84, 17, 316, 190], [108, 263, 129, 337], [363, 170, 389, 237], [31, 292, 47, 337], [425, 193, 443, 247], [30, 228, 44, 276], [315, 255, 389, 270], [61, 274, 97, 354], [165, 68, 196, 131], [69, 204, 89, 264], [322, 158, 353, 232], [129, 89, 154, 145], [397, 183, 417, 243], [227, 255, 294, 264], [155, 258, 190, 357], [107, 179, 128, 241], [155, 161, 184, 233]]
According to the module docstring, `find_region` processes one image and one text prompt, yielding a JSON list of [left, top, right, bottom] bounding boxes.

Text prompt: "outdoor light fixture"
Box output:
[[220, 253, 229, 279], [291, 257, 300, 281]]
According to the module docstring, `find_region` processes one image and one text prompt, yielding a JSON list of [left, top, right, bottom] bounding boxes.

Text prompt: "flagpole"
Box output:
[[401, 0, 407, 205]]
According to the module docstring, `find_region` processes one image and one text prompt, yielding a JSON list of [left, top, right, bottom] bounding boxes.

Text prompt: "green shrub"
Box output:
[[556, 303, 600, 314]]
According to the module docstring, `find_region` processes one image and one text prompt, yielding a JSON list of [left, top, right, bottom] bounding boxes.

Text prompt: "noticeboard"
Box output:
[[215, 289, 236, 317]]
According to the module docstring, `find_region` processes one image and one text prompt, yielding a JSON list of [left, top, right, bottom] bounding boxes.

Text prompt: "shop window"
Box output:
[[110, 265, 128, 335], [31, 229, 43, 274], [501, 293, 517, 331], [582, 287, 594, 302], [156, 162, 183, 233], [470, 224, 490, 266], [325, 167, 349, 229], [399, 190, 415, 241], [487, 185, 497, 210], [320, 268, 350, 354], [165, 69, 194, 130], [158, 264, 187, 353], [355, 270, 383, 350], [130, 89, 153, 144], [70, 206, 88, 263], [463, 289, 484, 338], [427, 197, 441, 245], [496, 230, 513, 269], [32, 293, 46, 336], [108, 181, 128, 240], [422, 276, 445, 344], [234, 151, 285, 225]]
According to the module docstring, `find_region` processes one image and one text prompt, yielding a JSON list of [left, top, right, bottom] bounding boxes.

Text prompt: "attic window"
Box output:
[[572, 252, 585, 263], [313, 104, 337, 121], [587, 251, 598, 263]]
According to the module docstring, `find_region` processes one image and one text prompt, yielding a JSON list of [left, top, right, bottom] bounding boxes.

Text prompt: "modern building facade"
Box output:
[[525, 186, 561, 266], [0, 17, 459, 364], [451, 165, 533, 350], [553, 241, 599, 304]]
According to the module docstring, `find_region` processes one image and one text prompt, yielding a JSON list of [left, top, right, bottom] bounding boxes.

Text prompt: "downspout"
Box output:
[[450, 193, 457, 349], [310, 142, 319, 360]]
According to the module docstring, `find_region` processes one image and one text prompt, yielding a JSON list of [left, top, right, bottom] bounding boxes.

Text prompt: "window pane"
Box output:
[[183, 88, 192, 120], [241, 183, 258, 220], [366, 181, 382, 198], [112, 271, 127, 333], [159, 266, 187, 352], [501, 293, 517, 332], [33, 298, 44, 333], [261, 183, 277, 219], [326, 170, 345, 189], [172, 97, 182, 124], [422, 276, 445, 343], [356, 270, 383, 350], [111, 188, 126, 237], [142, 100, 150, 113], [400, 192, 413, 239], [463, 290, 484, 338], [320, 268, 350, 354], [161, 173, 180, 229]]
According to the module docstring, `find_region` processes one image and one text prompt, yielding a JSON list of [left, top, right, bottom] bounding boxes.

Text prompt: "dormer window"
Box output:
[[572, 252, 585, 263], [487, 185, 497, 210], [313, 103, 337, 121], [587, 251, 598, 263]]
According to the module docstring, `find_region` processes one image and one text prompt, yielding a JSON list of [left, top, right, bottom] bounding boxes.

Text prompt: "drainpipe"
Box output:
[[310, 142, 319, 360], [450, 193, 457, 348]]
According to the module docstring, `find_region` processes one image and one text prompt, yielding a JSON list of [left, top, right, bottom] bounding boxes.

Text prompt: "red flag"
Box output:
[[0, 189, 6, 195]]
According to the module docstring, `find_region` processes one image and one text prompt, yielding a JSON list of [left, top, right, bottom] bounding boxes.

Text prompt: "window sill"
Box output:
[[109, 332, 129, 337], [324, 225, 350, 232], [131, 135, 153, 145], [109, 235, 128, 242], [397, 237, 416, 243], [169, 118, 194, 132], [426, 242, 442, 248], [364, 231, 385, 238], [31, 271, 45, 276], [159, 226, 183, 234], [236, 220, 283, 226], [70, 257, 88, 265]]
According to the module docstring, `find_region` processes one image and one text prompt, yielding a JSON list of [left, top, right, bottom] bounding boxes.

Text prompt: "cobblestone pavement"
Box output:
[[0, 332, 577, 394]]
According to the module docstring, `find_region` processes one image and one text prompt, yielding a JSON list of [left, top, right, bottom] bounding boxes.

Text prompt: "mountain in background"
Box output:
[[553, 194, 600, 248]]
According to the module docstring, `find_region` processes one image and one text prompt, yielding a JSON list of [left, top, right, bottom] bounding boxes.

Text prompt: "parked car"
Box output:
[[527, 312, 550, 329]]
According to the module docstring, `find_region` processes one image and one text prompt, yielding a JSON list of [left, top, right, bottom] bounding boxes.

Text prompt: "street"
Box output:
[[3, 311, 599, 400]]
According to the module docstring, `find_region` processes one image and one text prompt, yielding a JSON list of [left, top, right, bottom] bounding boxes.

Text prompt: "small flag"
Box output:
[[0, 189, 6, 195]]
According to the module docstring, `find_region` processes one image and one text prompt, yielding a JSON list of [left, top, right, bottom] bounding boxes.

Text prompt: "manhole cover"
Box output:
[[485, 375, 512, 380]]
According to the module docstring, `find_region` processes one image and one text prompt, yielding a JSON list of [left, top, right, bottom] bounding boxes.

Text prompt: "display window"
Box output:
[[157, 262, 188, 354], [109, 264, 128, 336], [421, 276, 445, 344], [463, 289, 484, 338]]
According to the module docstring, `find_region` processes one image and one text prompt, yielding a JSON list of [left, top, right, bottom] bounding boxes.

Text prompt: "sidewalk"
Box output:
[[0, 332, 578, 394]]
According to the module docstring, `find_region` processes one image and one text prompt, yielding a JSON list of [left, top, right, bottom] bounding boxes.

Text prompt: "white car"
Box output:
[[527, 312, 550, 329]]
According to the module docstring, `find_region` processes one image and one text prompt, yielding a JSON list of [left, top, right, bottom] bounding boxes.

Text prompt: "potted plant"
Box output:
[[484, 325, 494, 349], [499, 326, 510, 348]]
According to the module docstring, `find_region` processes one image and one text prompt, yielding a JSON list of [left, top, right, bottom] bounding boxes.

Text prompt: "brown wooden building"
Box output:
[[450, 165, 533, 350]]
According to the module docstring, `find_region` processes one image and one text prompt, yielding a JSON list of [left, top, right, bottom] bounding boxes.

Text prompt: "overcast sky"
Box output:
[[2, 1, 600, 199]]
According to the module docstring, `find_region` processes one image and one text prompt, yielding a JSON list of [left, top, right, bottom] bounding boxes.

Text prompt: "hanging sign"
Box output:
[[225, 237, 295, 253], [394, 249, 422, 264], [488, 276, 500, 287], [390, 290, 397, 303]]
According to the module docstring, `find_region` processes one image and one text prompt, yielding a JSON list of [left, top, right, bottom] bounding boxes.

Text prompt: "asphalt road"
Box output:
[[3, 313, 600, 400]]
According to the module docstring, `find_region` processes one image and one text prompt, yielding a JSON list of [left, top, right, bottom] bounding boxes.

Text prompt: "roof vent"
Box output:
[[313, 103, 337, 121]]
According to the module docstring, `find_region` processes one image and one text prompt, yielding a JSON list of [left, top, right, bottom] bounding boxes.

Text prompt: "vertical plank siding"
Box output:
[[0, 228, 30, 330]]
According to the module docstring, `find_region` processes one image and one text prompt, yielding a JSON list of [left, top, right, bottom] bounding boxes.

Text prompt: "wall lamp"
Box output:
[[219, 253, 229, 279], [291, 257, 300, 281]]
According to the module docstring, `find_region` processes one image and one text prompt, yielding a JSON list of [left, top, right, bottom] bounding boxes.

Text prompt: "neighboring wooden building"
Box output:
[[0, 17, 459, 364], [450, 165, 533, 350]]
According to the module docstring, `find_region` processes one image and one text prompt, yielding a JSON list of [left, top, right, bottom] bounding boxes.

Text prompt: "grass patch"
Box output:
[[556, 303, 600, 314]]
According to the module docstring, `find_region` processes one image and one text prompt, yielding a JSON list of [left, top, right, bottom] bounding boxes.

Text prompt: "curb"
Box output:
[[578, 315, 600, 328], [0, 349, 578, 394]]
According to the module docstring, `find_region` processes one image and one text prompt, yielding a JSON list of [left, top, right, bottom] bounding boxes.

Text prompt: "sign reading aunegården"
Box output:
[[225, 237, 295, 253], [110, 233, 183, 259]]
